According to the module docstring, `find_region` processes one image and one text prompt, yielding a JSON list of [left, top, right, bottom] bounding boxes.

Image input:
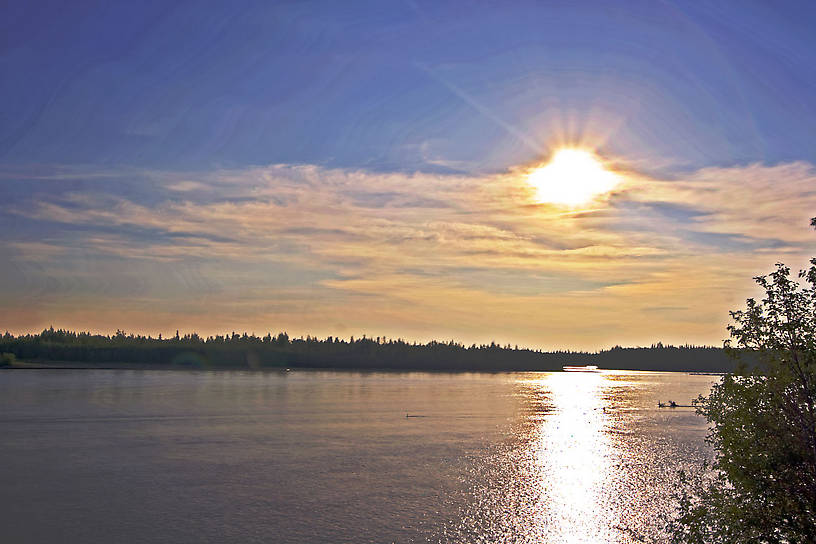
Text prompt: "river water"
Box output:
[[0, 369, 716, 543]]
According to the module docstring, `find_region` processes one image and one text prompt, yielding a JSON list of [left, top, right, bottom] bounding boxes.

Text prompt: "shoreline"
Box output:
[[3, 360, 715, 374]]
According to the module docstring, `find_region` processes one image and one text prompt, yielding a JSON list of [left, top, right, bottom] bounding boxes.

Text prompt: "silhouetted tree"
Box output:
[[0, 328, 733, 372], [0, 352, 15, 367], [671, 218, 816, 542]]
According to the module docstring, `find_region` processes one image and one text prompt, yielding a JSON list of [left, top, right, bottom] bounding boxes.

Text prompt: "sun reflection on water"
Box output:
[[528, 371, 617, 543], [448, 371, 713, 543]]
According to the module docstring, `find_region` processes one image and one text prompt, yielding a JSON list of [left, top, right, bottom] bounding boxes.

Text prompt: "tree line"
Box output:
[[0, 328, 736, 372]]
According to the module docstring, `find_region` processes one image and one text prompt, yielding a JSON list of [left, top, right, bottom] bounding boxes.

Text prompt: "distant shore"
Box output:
[[5, 360, 194, 371], [1, 329, 745, 373], [3, 359, 728, 374]]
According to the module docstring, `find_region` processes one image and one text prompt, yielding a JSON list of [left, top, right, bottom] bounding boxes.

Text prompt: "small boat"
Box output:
[[658, 400, 695, 408], [562, 365, 599, 372]]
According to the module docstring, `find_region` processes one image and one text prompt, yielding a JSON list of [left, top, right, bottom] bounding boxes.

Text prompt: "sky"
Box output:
[[2, 0, 816, 350]]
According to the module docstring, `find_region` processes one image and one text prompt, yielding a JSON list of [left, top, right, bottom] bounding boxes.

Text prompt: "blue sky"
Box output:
[[2, 1, 816, 348], [4, 0, 816, 173]]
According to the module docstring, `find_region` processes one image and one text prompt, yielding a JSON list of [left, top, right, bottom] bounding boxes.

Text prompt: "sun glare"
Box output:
[[527, 149, 619, 206]]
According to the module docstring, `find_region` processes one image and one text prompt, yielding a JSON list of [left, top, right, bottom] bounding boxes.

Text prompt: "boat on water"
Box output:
[[658, 400, 696, 408], [562, 365, 599, 372]]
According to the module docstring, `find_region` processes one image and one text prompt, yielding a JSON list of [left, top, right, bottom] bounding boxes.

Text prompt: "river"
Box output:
[[0, 369, 716, 543]]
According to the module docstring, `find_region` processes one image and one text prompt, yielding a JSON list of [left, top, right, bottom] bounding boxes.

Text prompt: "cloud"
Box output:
[[3, 159, 815, 349], [624, 161, 816, 247]]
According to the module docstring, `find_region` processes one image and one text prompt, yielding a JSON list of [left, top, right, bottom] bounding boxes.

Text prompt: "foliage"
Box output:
[[0, 352, 15, 367], [671, 222, 816, 543], [0, 328, 733, 372]]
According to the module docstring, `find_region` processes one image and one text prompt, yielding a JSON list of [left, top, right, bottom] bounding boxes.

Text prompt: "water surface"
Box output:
[[0, 369, 716, 542]]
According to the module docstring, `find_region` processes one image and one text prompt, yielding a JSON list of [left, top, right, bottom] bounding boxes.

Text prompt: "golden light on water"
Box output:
[[452, 372, 711, 542], [526, 371, 618, 542], [527, 149, 620, 206]]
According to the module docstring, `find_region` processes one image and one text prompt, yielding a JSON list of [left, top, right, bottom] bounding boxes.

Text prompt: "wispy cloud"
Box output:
[[3, 159, 815, 349]]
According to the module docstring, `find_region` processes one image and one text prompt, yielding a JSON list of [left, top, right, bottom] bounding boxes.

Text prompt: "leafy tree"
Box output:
[[671, 219, 816, 543]]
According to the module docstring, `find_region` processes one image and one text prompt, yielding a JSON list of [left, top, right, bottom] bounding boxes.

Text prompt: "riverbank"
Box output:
[[2, 329, 743, 373], [4, 360, 200, 371]]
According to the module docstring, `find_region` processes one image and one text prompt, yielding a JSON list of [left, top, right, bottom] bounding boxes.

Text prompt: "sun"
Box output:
[[527, 149, 619, 206]]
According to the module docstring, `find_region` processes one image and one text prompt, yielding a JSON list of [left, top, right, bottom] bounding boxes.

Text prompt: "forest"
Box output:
[[0, 328, 738, 372]]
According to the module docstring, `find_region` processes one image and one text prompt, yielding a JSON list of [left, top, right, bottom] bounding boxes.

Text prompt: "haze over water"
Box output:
[[0, 369, 715, 543]]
